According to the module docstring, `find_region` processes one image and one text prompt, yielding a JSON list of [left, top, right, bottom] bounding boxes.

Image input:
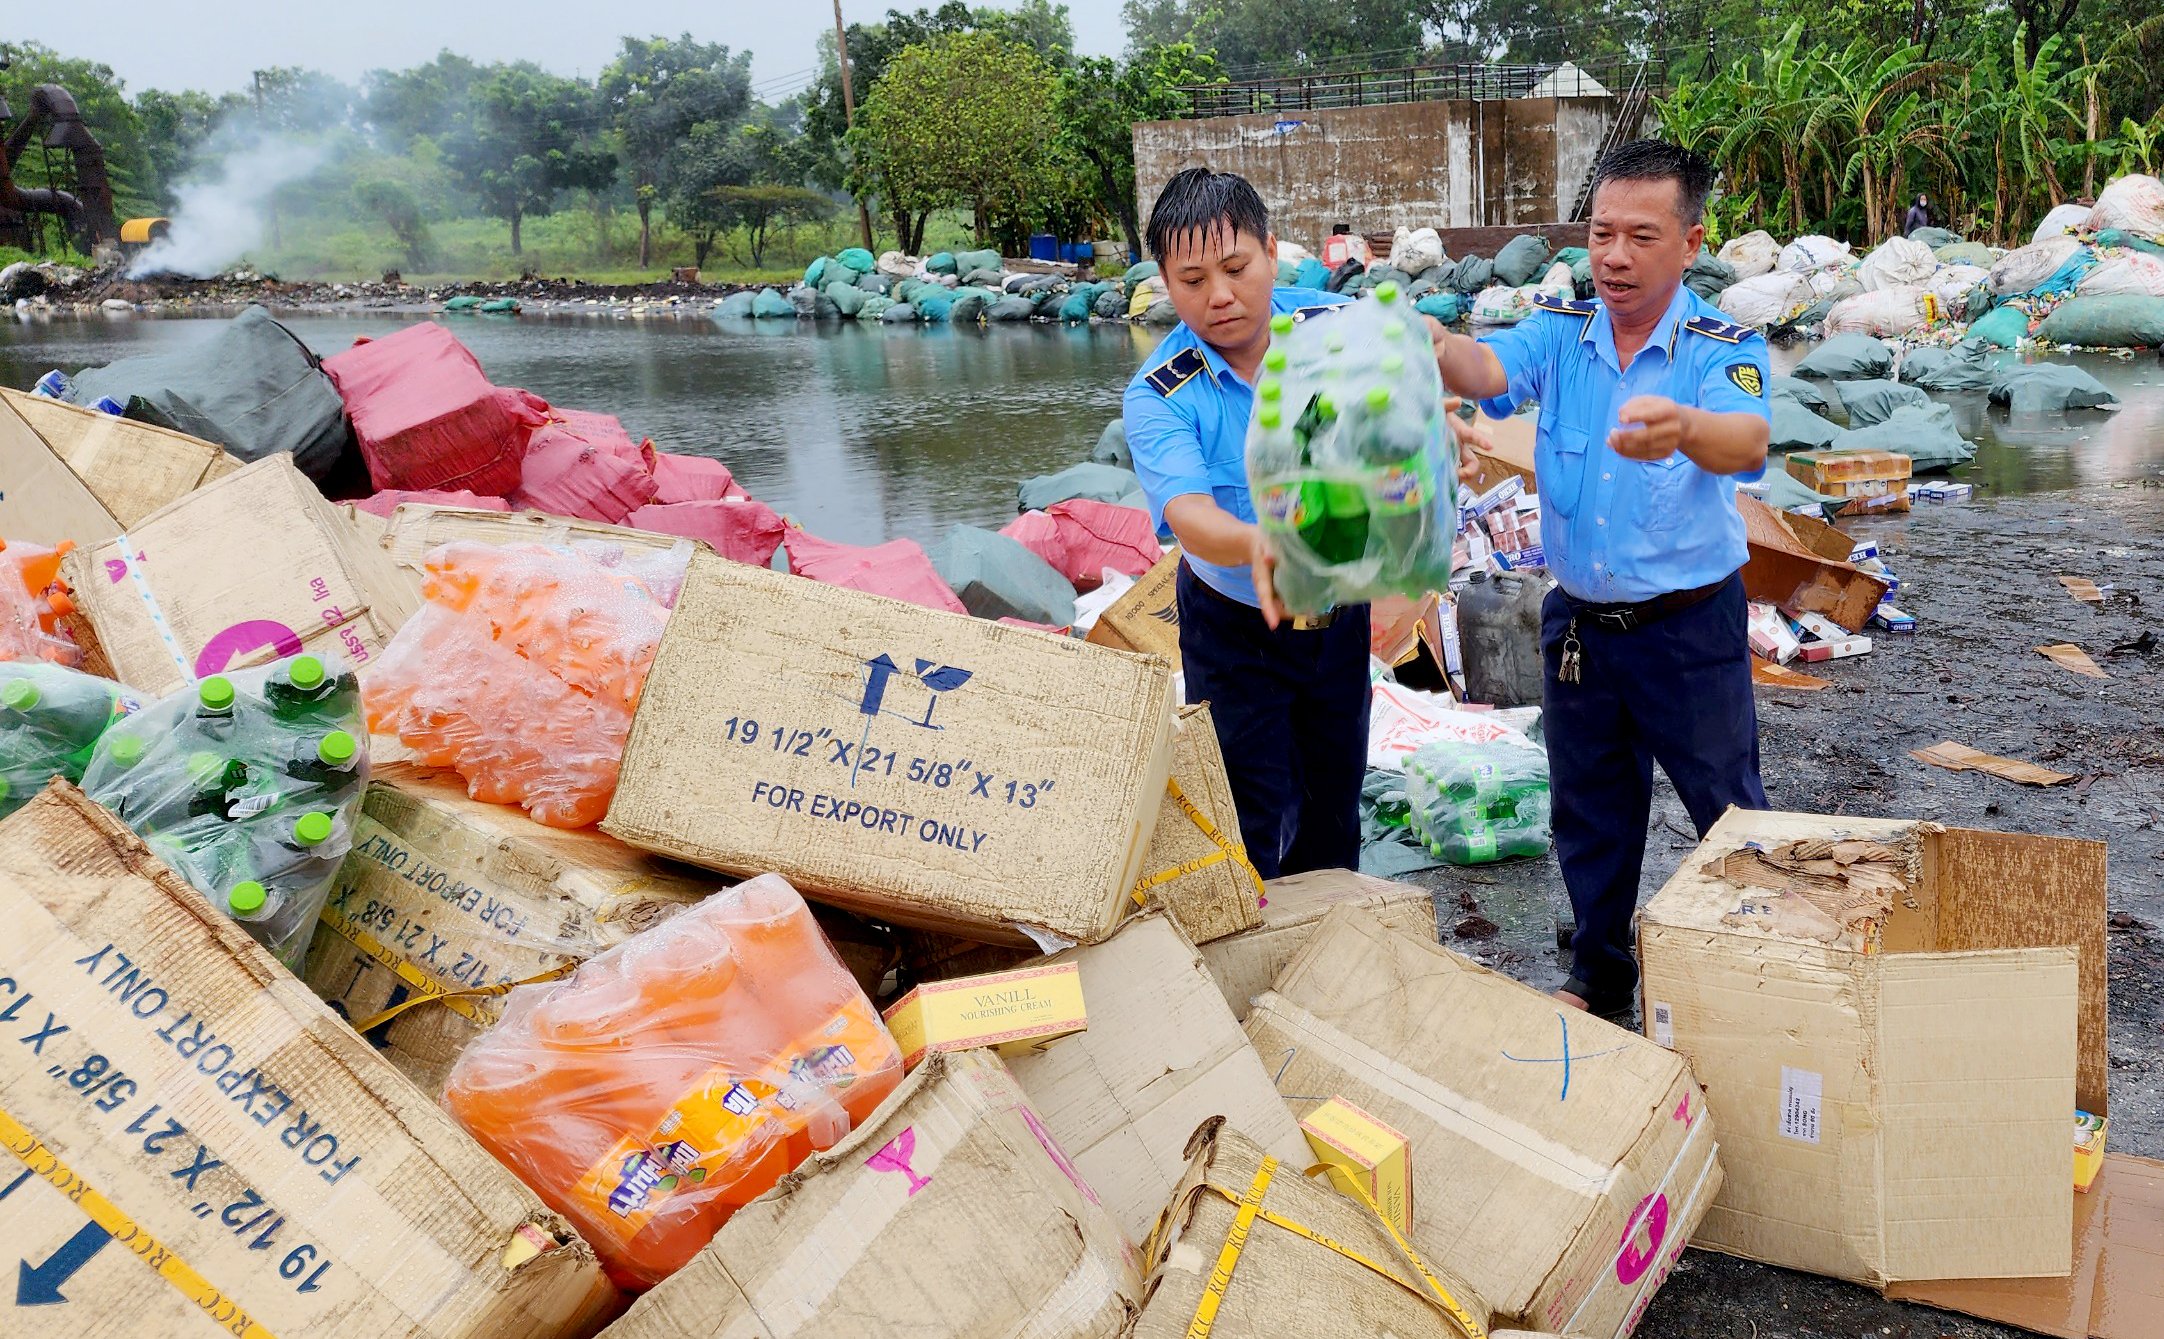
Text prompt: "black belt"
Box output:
[[1562, 577, 1728, 633]]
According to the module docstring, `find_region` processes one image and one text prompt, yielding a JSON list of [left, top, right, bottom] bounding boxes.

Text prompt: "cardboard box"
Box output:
[[0, 388, 241, 545], [1084, 549, 1181, 668], [1132, 1121, 1490, 1339], [1247, 906, 1719, 1339], [376, 503, 695, 578], [597, 1049, 1141, 1339], [1738, 493, 1891, 633], [0, 783, 616, 1338], [1131, 703, 1261, 945], [60, 455, 421, 698], [603, 551, 1178, 946], [303, 764, 712, 1092], [882, 962, 1089, 1069], [1198, 868, 1437, 1021], [1788, 448, 1914, 515], [1005, 912, 1310, 1245], [1886, 1153, 2164, 1339], [1301, 1097, 1414, 1237], [1639, 808, 2103, 1288], [1465, 411, 1537, 493]]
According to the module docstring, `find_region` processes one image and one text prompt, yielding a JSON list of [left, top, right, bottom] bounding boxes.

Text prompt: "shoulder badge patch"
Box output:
[[1533, 292, 1598, 316], [1291, 303, 1342, 323], [1684, 314, 1754, 344], [1143, 346, 1207, 397], [1727, 363, 1764, 398]]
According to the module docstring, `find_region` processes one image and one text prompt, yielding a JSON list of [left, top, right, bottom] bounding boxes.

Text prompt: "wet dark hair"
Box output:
[[1145, 168, 1269, 263], [1592, 140, 1714, 229]]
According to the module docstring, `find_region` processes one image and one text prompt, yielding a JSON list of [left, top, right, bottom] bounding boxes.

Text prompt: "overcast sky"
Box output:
[[12, 0, 1126, 104]]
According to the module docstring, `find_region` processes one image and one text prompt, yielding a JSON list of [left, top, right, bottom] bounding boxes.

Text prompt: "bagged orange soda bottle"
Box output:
[[443, 874, 903, 1290]]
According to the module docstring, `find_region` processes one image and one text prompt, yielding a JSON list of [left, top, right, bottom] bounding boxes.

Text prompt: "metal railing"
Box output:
[[1569, 60, 1656, 221], [1177, 57, 1659, 120]]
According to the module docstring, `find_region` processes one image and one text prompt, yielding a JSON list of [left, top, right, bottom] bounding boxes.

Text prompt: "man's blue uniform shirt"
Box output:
[[1477, 283, 1772, 604], [1122, 285, 1350, 607]]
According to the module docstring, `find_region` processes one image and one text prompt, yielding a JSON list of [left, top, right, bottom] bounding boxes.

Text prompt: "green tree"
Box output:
[[714, 185, 836, 268], [1116, 0, 1425, 74], [132, 87, 244, 208], [1711, 25, 1825, 235], [599, 35, 753, 268], [1802, 41, 1957, 241], [1057, 43, 1222, 255], [361, 52, 482, 148], [352, 177, 430, 268], [248, 67, 355, 133], [443, 64, 616, 255], [851, 31, 1061, 253]]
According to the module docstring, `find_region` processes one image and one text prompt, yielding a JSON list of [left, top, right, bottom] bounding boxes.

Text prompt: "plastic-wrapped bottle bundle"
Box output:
[[0, 538, 83, 666], [366, 539, 688, 827], [442, 873, 904, 1290], [1404, 737, 1551, 865], [0, 662, 142, 818], [1247, 283, 1457, 615], [81, 654, 367, 968]]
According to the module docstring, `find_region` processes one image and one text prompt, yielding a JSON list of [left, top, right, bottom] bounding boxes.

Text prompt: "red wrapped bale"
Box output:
[[629, 498, 788, 566], [1002, 499, 1163, 591], [782, 529, 967, 613], [354, 488, 511, 518], [509, 407, 659, 524], [650, 451, 748, 503], [323, 322, 546, 495]]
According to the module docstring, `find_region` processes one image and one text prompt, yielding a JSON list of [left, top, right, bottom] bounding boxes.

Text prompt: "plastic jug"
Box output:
[[1457, 569, 1547, 707]]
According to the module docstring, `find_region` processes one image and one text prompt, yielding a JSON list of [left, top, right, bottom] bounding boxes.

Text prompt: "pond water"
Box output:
[[1, 308, 2157, 546]]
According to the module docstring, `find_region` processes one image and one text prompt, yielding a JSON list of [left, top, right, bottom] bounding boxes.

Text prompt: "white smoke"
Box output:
[[125, 136, 329, 279]]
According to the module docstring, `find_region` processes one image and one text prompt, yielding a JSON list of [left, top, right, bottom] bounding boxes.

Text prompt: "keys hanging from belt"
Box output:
[[1559, 616, 1584, 685]]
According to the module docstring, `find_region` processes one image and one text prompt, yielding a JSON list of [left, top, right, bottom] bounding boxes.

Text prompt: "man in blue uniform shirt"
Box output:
[[1121, 168, 1394, 878], [1432, 140, 1774, 1016]]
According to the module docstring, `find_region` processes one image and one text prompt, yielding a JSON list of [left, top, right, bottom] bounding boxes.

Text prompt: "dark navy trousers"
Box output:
[[1176, 562, 1370, 879], [1541, 571, 1767, 1001]]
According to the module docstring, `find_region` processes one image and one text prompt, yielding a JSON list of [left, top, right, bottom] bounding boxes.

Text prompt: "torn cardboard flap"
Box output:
[[1198, 868, 1438, 1022], [1705, 836, 1911, 950], [2059, 576, 2108, 603], [1738, 494, 1891, 633], [1889, 1154, 2164, 1339], [378, 502, 697, 576], [1912, 740, 2077, 787], [2038, 643, 2111, 680]]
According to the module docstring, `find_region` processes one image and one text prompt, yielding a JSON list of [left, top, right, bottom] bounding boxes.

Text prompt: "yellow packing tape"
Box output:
[[321, 902, 572, 1033], [1132, 777, 1267, 908]]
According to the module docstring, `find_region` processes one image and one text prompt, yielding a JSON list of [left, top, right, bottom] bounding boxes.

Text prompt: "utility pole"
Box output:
[[833, 0, 877, 252]]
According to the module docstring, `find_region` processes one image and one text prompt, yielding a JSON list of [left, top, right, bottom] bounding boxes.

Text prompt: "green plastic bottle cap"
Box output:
[[1, 679, 38, 711], [1327, 335, 1346, 353], [228, 881, 267, 915], [287, 655, 326, 691], [1270, 313, 1294, 335], [109, 736, 145, 768], [1258, 378, 1282, 402], [1375, 281, 1400, 304], [1381, 352, 1405, 376], [317, 731, 358, 767], [294, 811, 334, 847], [1263, 349, 1287, 371], [1382, 320, 1406, 341], [1258, 407, 1282, 430], [1317, 395, 1337, 418], [1366, 386, 1392, 413], [198, 677, 235, 712]]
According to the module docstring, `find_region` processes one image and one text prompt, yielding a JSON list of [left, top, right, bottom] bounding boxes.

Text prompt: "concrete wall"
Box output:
[[1132, 96, 1628, 250]]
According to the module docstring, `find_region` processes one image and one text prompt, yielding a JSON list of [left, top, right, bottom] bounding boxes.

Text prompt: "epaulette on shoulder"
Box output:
[[1683, 313, 1757, 344], [1533, 292, 1598, 316], [1290, 303, 1342, 323], [1143, 346, 1207, 397]]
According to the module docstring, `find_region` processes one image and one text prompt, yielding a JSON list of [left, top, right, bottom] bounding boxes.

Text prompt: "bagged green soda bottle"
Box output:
[[0, 663, 138, 818], [264, 654, 359, 724], [1348, 380, 1437, 570]]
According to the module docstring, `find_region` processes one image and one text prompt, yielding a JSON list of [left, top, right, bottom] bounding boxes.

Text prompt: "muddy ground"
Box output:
[[1415, 482, 2164, 1337]]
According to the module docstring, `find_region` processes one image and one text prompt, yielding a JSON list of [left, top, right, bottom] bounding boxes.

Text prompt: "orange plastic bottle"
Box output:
[[443, 875, 903, 1290]]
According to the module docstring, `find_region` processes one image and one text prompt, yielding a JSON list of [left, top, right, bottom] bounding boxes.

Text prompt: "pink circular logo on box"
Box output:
[[1615, 1192, 1669, 1284], [195, 620, 305, 677]]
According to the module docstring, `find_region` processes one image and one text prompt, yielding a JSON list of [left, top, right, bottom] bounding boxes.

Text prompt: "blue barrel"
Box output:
[[1028, 233, 1058, 261]]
